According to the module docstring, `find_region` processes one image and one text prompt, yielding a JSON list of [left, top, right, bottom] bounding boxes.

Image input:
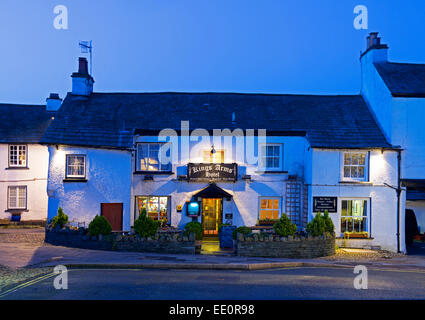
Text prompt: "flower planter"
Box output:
[[257, 219, 278, 226], [344, 232, 369, 239]]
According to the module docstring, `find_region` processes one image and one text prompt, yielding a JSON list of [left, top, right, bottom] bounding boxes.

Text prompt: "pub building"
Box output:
[[42, 33, 425, 253]]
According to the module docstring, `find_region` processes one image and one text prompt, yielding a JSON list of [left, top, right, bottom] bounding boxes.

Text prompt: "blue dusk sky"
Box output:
[[0, 0, 424, 104]]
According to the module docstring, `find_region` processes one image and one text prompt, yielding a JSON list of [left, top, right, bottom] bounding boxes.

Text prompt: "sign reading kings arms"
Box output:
[[187, 163, 238, 182]]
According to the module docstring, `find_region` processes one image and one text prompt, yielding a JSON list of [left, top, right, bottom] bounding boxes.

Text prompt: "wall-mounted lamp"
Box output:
[[210, 145, 216, 155]]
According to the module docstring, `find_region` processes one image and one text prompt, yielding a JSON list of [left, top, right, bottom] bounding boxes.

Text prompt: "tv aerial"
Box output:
[[78, 40, 93, 76]]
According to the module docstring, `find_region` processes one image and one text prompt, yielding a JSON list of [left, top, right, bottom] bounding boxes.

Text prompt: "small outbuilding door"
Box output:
[[101, 203, 123, 231]]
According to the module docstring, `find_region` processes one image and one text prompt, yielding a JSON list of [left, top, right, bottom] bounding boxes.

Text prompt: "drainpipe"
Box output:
[[396, 150, 402, 253]]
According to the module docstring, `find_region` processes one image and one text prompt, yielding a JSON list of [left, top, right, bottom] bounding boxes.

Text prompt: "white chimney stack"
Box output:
[[71, 57, 94, 96], [46, 93, 62, 111]]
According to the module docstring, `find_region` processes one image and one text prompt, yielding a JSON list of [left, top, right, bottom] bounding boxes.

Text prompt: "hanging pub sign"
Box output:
[[313, 197, 337, 213], [187, 163, 238, 182], [186, 201, 200, 217]]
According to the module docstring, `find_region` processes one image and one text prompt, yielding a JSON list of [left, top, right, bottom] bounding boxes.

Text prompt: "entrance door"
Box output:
[[101, 203, 123, 232], [202, 198, 222, 236]]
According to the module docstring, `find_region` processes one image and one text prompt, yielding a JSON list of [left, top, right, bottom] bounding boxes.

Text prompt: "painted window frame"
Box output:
[[8, 144, 28, 168], [7, 186, 27, 210], [258, 196, 282, 220], [135, 142, 172, 172], [203, 149, 225, 163], [134, 196, 171, 224], [341, 151, 369, 182], [258, 143, 284, 172], [65, 154, 87, 179], [340, 198, 370, 235]]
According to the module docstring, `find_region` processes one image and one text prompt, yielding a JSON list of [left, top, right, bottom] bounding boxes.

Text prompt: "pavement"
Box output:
[[0, 240, 425, 272]]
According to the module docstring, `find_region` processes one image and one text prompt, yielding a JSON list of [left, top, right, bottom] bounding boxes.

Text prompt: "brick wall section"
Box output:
[[45, 229, 197, 254], [236, 234, 335, 258]]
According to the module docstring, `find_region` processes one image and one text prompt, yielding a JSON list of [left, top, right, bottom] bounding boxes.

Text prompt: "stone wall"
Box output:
[[45, 228, 197, 254], [236, 233, 335, 258]]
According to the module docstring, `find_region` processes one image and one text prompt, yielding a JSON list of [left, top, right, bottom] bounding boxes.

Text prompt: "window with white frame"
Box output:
[[66, 155, 86, 178], [9, 145, 27, 167], [258, 197, 281, 220], [8, 186, 27, 209], [136, 143, 171, 172], [340, 199, 369, 234], [342, 152, 368, 181], [259, 144, 283, 171]]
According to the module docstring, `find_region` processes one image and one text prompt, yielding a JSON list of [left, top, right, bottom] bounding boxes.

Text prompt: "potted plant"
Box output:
[[343, 231, 369, 239]]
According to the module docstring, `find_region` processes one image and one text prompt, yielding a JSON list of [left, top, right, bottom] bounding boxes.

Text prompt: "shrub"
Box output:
[[273, 213, 297, 237], [306, 210, 335, 237], [232, 226, 251, 240], [134, 208, 159, 238], [183, 221, 203, 240], [88, 215, 112, 237], [51, 207, 69, 229]]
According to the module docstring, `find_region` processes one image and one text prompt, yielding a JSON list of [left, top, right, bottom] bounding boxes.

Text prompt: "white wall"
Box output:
[[310, 148, 404, 252], [0, 144, 49, 221], [47, 145, 132, 231], [131, 135, 309, 229]]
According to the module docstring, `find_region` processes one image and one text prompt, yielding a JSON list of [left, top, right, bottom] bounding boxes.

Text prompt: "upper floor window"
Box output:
[[136, 143, 171, 172], [66, 154, 86, 178], [259, 143, 283, 171], [8, 186, 27, 209], [9, 145, 27, 167], [342, 152, 368, 181], [203, 150, 224, 163]]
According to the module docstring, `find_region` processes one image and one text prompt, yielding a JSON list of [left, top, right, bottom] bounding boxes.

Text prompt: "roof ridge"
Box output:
[[89, 91, 361, 97]]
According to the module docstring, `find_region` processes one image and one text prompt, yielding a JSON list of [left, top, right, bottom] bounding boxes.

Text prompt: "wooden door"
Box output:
[[101, 203, 123, 231], [202, 198, 222, 236]]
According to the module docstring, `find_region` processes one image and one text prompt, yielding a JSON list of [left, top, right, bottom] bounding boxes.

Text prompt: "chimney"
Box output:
[[46, 93, 62, 111], [360, 32, 388, 63], [71, 57, 94, 96]]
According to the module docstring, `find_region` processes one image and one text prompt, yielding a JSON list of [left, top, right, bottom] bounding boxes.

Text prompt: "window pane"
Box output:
[[352, 153, 359, 165], [272, 210, 279, 219], [359, 153, 365, 165], [351, 166, 358, 178], [344, 153, 351, 165], [344, 166, 351, 178], [358, 166, 365, 178], [260, 200, 267, 209], [273, 199, 279, 209]]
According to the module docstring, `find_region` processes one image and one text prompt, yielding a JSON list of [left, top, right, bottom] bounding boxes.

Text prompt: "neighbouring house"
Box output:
[[0, 95, 61, 223], [361, 32, 425, 237], [41, 45, 407, 252]]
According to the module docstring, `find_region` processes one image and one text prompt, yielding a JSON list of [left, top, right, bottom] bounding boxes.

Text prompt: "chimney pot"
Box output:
[[78, 57, 89, 75]]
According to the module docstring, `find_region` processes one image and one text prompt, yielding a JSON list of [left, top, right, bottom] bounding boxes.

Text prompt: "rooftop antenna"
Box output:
[[79, 40, 93, 76]]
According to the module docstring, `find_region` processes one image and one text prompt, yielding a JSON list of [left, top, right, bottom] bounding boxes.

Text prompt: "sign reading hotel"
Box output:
[[187, 163, 238, 182], [313, 197, 337, 213]]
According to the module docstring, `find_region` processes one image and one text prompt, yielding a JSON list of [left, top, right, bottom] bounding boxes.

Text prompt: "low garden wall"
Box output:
[[236, 233, 335, 258], [45, 227, 198, 254]]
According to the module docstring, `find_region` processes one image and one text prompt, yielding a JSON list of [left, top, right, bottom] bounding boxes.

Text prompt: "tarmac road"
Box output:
[[1, 266, 425, 300]]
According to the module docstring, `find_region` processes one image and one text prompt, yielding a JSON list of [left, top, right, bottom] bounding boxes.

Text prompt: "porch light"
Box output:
[[210, 145, 216, 155]]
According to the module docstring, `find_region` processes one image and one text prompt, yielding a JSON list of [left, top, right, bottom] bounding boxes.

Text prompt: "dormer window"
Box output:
[[9, 145, 27, 167]]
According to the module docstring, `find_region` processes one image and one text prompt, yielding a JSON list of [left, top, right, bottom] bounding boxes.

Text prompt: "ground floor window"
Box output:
[[340, 199, 369, 234], [8, 186, 27, 209], [135, 196, 170, 224], [259, 197, 281, 220]]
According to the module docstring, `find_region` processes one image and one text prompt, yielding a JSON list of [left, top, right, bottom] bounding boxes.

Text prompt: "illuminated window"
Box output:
[[137, 143, 171, 172], [66, 155, 86, 178], [340, 199, 369, 234], [8, 186, 27, 209], [9, 145, 27, 167], [203, 150, 224, 163], [342, 152, 368, 181], [135, 196, 169, 223], [259, 197, 281, 220], [259, 144, 283, 171]]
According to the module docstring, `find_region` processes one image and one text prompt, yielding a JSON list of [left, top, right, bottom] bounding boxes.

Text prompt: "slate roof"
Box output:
[[41, 92, 392, 149], [374, 62, 425, 97], [0, 104, 53, 144]]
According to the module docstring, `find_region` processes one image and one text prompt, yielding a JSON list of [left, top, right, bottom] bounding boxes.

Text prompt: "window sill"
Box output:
[[336, 237, 374, 240], [63, 178, 88, 183], [255, 171, 288, 174], [133, 171, 174, 175], [339, 180, 372, 185], [5, 209, 28, 213], [5, 167, 29, 170]]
